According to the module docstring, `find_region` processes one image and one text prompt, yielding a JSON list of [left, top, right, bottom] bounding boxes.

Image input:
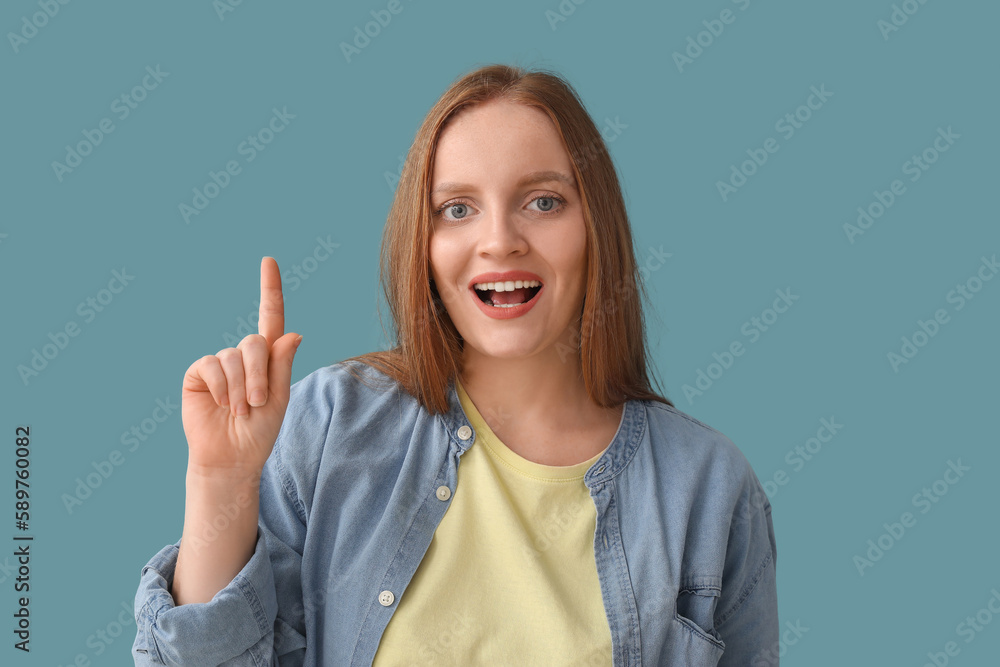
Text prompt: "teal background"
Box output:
[[2, 0, 998, 664]]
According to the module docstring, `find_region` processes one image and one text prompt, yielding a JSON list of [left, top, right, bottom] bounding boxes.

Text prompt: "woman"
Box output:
[[132, 64, 778, 666]]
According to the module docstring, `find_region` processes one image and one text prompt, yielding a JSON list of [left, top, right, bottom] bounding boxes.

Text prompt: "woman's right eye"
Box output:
[[435, 202, 473, 221]]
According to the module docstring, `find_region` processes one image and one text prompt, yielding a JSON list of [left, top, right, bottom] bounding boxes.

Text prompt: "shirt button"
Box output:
[[436, 485, 451, 501], [378, 590, 395, 606], [457, 425, 472, 441]]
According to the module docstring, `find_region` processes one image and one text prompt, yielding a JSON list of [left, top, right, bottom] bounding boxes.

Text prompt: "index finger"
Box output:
[[259, 256, 285, 347]]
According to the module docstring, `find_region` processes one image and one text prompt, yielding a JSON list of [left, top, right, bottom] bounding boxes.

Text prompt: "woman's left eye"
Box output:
[[528, 194, 565, 214]]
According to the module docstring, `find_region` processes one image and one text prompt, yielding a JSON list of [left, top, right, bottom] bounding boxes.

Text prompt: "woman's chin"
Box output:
[[463, 338, 542, 362]]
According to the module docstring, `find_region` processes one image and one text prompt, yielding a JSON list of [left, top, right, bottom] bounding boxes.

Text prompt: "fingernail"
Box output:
[[250, 390, 265, 406], [294, 335, 303, 349]]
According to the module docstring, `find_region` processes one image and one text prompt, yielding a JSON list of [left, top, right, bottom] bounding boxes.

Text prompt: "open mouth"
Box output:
[[473, 281, 543, 308]]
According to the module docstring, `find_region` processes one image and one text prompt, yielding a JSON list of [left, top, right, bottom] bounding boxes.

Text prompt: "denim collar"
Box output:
[[437, 375, 648, 489]]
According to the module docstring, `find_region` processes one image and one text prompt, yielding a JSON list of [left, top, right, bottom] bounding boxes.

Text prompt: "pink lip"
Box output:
[[468, 271, 545, 320]]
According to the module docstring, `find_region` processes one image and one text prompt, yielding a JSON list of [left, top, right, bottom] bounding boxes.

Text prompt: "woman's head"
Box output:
[[346, 63, 673, 414]]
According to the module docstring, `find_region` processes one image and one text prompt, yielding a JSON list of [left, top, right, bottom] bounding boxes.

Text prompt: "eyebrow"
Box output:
[[430, 170, 577, 197]]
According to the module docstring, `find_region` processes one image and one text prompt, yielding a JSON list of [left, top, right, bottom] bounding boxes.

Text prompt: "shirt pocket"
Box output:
[[672, 580, 726, 660]]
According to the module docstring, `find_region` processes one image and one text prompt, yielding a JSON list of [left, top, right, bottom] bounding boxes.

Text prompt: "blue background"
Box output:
[[2, 0, 998, 664]]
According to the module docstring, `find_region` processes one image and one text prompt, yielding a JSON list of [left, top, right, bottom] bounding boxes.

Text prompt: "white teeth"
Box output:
[[473, 279, 541, 292]]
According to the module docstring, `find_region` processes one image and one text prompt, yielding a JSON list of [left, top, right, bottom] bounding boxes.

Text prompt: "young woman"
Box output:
[[132, 64, 778, 666]]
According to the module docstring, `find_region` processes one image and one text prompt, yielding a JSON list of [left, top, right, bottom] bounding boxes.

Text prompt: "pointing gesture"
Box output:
[[258, 255, 285, 348], [181, 257, 303, 477]]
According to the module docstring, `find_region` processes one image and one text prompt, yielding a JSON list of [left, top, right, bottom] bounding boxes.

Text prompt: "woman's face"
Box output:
[[428, 99, 588, 362]]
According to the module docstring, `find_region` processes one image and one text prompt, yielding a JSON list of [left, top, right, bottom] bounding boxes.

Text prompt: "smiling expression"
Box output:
[[428, 99, 589, 361]]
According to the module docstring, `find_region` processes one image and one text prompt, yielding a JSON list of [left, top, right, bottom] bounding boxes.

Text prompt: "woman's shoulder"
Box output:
[[291, 357, 397, 390], [286, 359, 412, 414], [640, 399, 758, 481], [635, 401, 771, 529], [268, 360, 431, 504], [279, 360, 429, 449]]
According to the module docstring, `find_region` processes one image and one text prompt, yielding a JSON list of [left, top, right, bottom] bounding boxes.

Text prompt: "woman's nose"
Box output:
[[478, 205, 528, 257]]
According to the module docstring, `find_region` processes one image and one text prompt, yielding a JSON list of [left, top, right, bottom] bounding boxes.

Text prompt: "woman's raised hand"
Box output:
[[181, 257, 303, 478]]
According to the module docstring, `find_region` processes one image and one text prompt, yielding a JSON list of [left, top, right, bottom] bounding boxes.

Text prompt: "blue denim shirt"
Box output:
[[132, 361, 778, 666]]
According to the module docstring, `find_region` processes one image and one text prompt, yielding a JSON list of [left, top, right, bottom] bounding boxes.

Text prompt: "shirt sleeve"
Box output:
[[131, 420, 310, 666], [715, 466, 780, 667]]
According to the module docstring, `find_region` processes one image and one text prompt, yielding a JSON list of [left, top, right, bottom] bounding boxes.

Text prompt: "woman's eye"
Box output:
[[534, 197, 556, 212], [528, 195, 564, 214], [434, 195, 564, 221], [441, 203, 471, 220]]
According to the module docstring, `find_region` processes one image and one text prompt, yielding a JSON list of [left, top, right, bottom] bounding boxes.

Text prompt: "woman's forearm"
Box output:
[[170, 466, 262, 606]]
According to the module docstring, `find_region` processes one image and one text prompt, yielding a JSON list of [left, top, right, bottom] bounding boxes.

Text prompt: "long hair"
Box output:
[[341, 63, 674, 414]]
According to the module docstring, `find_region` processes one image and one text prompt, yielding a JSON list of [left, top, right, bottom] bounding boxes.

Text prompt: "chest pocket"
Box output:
[[672, 580, 726, 662]]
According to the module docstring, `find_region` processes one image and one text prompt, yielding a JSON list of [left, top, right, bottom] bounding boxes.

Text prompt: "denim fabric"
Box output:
[[132, 361, 778, 666]]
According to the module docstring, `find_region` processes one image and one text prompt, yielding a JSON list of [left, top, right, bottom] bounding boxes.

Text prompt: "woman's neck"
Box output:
[[457, 346, 623, 466]]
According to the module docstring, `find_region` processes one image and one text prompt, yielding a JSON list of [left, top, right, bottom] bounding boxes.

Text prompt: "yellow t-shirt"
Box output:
[[372, 379, 614, 666]]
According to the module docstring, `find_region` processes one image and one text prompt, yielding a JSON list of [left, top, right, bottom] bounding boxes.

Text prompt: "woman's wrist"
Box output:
[[185, 462, 263, 489]]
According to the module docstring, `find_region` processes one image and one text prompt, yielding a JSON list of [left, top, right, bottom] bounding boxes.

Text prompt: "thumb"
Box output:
[[267, 332, 302, 406]]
